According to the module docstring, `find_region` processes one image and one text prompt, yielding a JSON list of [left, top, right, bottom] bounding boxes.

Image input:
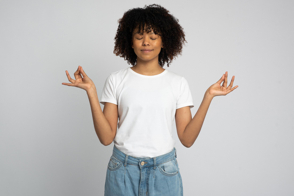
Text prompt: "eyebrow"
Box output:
[[134, 31, 155, 35]]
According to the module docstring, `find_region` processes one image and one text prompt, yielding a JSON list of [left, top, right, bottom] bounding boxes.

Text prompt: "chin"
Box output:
[[138, 57, 157, 62], [137, 54, 160, 61]]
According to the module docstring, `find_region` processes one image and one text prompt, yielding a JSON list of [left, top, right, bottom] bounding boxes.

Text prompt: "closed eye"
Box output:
[[136, 38, 157, 40]]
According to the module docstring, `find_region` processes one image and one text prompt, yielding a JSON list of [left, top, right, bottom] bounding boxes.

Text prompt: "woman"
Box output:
[[62, 4, 238, 196]]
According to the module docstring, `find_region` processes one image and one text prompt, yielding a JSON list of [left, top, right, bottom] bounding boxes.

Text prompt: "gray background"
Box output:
[[1, 0, 293, 195]]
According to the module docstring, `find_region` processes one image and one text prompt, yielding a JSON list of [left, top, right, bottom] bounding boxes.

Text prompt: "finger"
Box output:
[[227, 85, 239, 94], [222, 71, 228, 88], [74, 66, 82, 80], [79, 66, 88, 78], [217, 74, 225, 84], [65, 70, 75, 83], [62, 82, 75, 86], [228, 75, 235, 89]]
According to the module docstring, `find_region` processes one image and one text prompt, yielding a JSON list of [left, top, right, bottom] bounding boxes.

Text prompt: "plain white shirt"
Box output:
[[100, 67, 194, 158]]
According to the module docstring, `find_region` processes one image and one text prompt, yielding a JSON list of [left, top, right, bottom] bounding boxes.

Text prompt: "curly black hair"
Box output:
[[113, 4, 187, 67]]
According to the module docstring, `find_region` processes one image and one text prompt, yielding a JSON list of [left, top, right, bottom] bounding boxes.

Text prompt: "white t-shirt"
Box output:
[[100, 67, 194, 158]]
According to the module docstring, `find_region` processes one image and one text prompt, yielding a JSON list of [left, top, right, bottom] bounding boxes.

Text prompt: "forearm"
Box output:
[[183, 91, 214, 147], [86, 86, 113, 146]]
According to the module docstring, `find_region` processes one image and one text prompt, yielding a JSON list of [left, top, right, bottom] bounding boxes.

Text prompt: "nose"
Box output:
[[142, 36, 150, 46]]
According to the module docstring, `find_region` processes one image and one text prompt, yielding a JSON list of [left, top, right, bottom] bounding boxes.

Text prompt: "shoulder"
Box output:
[[107, 67, 128, 80], [165, 69, 186, 85], [108, 67, 127, 77], [104, 67, 129, 89]]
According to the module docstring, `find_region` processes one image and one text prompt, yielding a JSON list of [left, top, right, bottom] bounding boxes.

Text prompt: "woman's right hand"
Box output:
[[62, 66, 95, 91]]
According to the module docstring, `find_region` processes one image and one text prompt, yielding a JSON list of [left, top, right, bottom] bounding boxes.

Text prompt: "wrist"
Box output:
[[86, 85, 97, 93], [205, 90, 214, 100]]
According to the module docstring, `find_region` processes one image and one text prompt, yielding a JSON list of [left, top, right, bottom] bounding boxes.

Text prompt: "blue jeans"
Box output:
[[104, 145, 183, 196]]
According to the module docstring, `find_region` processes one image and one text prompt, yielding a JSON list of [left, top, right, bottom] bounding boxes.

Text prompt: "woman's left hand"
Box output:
[[206, 71, 239, 97]]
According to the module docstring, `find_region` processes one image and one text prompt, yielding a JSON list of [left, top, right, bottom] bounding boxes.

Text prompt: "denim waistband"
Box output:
[[111, 145, 177, 169]]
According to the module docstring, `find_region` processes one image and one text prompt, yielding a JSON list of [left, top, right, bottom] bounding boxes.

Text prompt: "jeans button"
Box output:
[[141, 162, 145, 166]]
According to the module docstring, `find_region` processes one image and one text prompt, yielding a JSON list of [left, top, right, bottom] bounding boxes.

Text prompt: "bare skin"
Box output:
[[207, 71, 238, 97], [131, 25, 164, 75], [178, 71, 239, 147], [62, 66, 94, 91], [61, 24, 239, 148], [62, 66, 116, 146]]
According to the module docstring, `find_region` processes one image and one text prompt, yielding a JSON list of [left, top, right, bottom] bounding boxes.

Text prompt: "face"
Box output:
[[132, 26, 163, 64]]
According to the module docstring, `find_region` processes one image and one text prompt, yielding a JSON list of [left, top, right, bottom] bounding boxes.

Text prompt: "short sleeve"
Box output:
[[100, 74, 117, 106], [176, 77, 194, 109]]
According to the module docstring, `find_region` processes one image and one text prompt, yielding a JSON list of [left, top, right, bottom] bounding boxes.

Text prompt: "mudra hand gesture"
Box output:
[[206, 71, 239, 97], [62, 66, 95, 91]]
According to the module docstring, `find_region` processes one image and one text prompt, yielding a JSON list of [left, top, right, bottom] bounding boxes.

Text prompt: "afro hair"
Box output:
[[113, 4, 187, 67]]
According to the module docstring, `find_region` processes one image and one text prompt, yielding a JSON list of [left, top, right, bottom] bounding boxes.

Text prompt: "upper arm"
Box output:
[[175, 106, 192, 147], [103, 102, 118, 143]]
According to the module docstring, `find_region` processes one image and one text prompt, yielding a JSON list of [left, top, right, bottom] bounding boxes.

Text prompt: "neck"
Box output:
[[133, 58, 164, 75]]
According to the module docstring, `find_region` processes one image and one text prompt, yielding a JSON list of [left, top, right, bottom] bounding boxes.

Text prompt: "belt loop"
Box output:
[[175, 148, 177, 158], [124, 155, 128, 167], [153, 157, 156, 169]]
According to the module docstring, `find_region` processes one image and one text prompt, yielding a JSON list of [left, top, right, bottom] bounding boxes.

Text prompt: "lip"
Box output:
[[141, 49, 153, 53]]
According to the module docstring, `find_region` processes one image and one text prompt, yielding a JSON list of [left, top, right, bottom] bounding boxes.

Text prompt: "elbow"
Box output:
[[185, 144, 192, 148], [102, 140, 113, 146], [99, 137, 112, 146], [180, 137, 193, 148], [186, 141, 195, 148], [103, 136, 114, 146], [181, 141, 192, 148], [99, 129, 115, 146]]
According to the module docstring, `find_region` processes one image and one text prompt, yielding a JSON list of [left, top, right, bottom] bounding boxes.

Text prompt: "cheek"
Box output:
[[132, 39, 137, 48], [155, 43, 162, 49], [155, 40, 162, 47], [132, 42, 140, 50]]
